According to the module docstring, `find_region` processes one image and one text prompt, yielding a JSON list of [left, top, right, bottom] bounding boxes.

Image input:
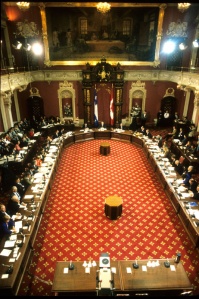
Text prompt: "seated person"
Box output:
[[188, 125, 196, 140], [0, 203, 20, 224], [13, 176, 26, 198], [188, 178, 198, 193], [181, 134, 188, 146], [0, 214, 16, 239], [177, 127, 184, 141], [184, 140, 192, 152], [174, 160, 184, 176], [165, 126, 177, 141], [145, 129, 153, 139], [156, 135, 163, 148], [7, 186, 26, 216], [21, 172, 34, 191], [189, 184, 199, 200], [138, 126, 146, 135], [181, 165, 194, 187]]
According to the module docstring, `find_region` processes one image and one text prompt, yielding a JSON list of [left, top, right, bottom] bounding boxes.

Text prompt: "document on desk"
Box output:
[[4, 240, 15, 248], [63, 267, 68, 274], [142, 265, 147, 271], [85, 267, 90, 273], [0, 249, 12, 256], [15, 220, 22, 232], [126, 267, 132, 273], [181, 193, 191, 198], [24, 195, 34, 200], [170, 265, 176, 271]]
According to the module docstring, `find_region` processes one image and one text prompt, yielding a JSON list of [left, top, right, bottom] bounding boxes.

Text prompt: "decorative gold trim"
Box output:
[[39, 3, 165, 67]]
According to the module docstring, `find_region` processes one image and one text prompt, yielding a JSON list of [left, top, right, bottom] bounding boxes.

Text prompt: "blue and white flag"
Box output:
[[94, 87, 98, 127]]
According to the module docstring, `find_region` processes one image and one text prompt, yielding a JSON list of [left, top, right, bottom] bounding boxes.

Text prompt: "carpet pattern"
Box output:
[[18, 139, 199, 296]]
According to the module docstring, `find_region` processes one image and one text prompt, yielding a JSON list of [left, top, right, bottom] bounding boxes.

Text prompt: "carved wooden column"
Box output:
[[192, 90, 199, 131], [1, 92, 13, 131], [114, 86, 123, 127], [83, 87, 92, 127]]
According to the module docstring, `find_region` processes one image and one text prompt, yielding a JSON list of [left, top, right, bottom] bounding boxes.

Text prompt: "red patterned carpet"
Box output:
[[18, 139, 199, 296]]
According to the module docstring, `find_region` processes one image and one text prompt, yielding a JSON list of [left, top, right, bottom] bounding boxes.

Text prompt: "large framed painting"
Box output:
[[40, 2, 166, 66]]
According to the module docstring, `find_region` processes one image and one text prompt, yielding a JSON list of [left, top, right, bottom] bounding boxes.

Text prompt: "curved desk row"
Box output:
[[0, 138, 64, 295]]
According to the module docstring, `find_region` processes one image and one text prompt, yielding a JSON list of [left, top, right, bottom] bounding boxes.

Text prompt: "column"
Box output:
[[192, 90, 199, 131], [1, 92, 13, 131], [83, 87, 92, 127]]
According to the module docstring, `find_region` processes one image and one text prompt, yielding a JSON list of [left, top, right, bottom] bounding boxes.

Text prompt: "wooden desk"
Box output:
[[118, 259, 193, 296], [0, 235, 31, 295], [105, 195, 123, 220], [51, 260, 193, 296], [51, 261, 121, 296], [100, 142, 110, 156]]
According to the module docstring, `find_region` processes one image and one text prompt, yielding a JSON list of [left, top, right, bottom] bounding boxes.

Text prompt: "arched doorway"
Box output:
[[58, 81, 76, 123], [129, 80, 146, 127]]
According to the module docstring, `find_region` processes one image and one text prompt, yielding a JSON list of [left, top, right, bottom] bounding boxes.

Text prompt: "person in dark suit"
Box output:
[[139, 126, 146, 135], [181, 165, 194, 186], [190, 184, 199, 200], [6, 186, 22, 216], [157, 110, 163, 126], [177, 127, 184, 141], [53, 129, 60, 139], [13, 176, 26, 198], [141, 111, 147, 127], [174, 160, 184, 176], [188, 179, 198, 193], [145, 129, 152, 139], [0, 203, 17, 225]]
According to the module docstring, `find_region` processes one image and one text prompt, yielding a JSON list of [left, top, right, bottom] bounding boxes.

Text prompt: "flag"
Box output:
[[110, 88, 114, 126], [94, 87, 98, 127]]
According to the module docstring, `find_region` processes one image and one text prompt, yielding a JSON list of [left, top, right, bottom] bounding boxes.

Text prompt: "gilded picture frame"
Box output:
[[40, 2, 166, 67]]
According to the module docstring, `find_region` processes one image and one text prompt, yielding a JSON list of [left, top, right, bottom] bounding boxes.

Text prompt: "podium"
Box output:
[[105, 196, 123, 220]]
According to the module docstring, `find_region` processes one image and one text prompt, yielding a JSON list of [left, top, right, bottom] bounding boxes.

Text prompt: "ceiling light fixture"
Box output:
[[16, 2, 30, 11], [96, 2, 111, 14], [177, 3, 191, 13]]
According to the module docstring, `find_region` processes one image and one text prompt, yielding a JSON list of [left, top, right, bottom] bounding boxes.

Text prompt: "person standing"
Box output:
[[141, 110, 147, 127], [157, 110, 163, 126]]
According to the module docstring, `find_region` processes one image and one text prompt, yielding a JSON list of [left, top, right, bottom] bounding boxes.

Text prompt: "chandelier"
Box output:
[[96, 2, 111, 14], [16, 2, 30, 11], [177, 3, 191, 13]]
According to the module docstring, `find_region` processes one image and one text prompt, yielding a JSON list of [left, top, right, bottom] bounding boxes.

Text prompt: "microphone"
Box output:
[[69, 260, 74, 270], [2, 264, 13, 274]]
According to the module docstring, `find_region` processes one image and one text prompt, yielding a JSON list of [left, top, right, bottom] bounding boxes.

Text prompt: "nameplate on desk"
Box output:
[[126, 267, 132, 273], [1, 274, 9, 279], [63, 267, 68, 274], [142, 265, 147, 271], [170, 265, 176, 271], [85, 267, 90, 273]]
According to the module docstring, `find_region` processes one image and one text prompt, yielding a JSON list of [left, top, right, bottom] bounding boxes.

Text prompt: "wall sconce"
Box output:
[[12, 41, 22, 50], [179, 42, 187, 50], [193, 39, 199, 48], [96, 2, 111, 14], [23, 43, 31, 51], [177, 3, 191, 13]]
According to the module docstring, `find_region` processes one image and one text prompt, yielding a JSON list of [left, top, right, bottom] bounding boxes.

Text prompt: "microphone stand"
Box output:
[[2, 263, 13, 274]]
